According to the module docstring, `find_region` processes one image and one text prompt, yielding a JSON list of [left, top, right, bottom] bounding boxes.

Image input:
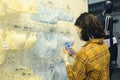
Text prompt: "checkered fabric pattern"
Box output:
[[66, 38, 110, 80]]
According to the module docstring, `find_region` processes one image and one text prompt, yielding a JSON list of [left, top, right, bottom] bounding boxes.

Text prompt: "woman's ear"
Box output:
[[76, 27, 82, 33]]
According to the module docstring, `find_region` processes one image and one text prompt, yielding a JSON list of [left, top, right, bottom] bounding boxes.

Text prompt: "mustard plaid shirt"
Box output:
[[66, 38, 110, 80]]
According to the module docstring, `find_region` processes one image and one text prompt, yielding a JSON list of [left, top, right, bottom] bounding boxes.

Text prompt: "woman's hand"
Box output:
[[63, 47, 77, 57], [63, 47, 77, 65], [69, 48, 77, 58], [63, 47, 70, 65], [63, 46, 69, 54]]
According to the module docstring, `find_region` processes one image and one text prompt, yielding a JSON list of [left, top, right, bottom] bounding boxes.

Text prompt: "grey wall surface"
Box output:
[[113, 14, 120, 67], [88, 0, 105, 4]]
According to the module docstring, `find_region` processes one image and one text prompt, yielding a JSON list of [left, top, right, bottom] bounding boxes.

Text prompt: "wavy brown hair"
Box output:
[[74, 12, 105, 41]]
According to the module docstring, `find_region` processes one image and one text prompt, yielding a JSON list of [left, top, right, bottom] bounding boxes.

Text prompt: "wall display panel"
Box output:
[[0, 0, 88, 80]]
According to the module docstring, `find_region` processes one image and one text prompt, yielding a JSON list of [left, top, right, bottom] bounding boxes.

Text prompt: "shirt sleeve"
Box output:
[[66, 51, 88, 80]]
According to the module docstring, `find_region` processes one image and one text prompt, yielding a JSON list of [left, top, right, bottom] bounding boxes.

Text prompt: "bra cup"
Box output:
[[0, 51, 7, 65], [8, 0, 22, 11], [0, 40, 7, 65], [0, 30, 7, 64], [24, 32, 37, 48], [10, 33, 27, 50], [5, 31, 14, 49], [23, 3, 37, 13]]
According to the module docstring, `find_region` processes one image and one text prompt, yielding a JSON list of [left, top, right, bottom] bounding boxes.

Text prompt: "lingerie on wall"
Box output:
[[0, 0, 75, 80]]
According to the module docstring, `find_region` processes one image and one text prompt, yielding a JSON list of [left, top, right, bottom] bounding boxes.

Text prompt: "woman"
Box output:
[[63, 12, 110, 80]]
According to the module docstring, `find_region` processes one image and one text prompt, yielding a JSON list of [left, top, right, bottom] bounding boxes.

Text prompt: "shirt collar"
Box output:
[[83, 38, 104, 47]]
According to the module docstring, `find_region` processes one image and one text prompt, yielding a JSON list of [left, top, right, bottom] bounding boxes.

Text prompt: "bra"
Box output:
[[24, 32, 37, 48], [8, 0, 37, 13], [0, 0, 37, 15], [2, 30, 37, 50], [0, 30, 37, 65]]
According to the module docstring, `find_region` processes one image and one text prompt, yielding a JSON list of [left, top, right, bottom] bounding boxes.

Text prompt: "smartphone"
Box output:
[[65, 43, 70, 50], [65, 42, 73, 56]]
